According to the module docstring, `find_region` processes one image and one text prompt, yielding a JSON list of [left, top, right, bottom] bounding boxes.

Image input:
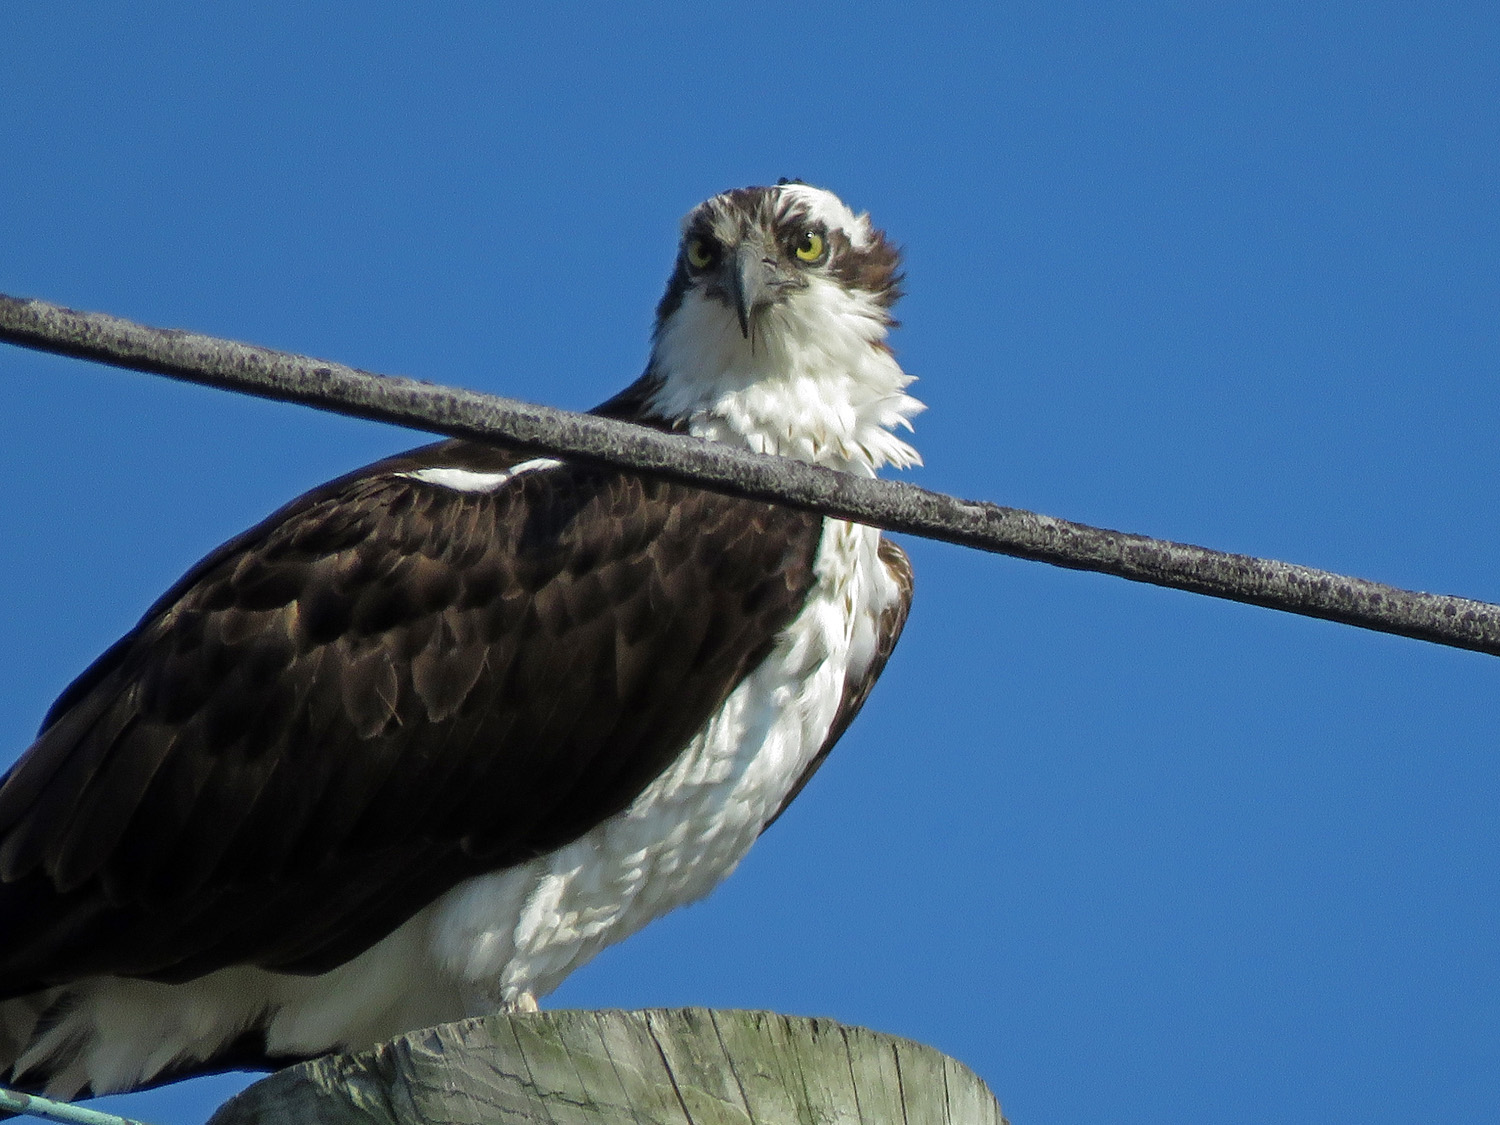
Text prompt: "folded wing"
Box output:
[[0, 440, 824, 993]]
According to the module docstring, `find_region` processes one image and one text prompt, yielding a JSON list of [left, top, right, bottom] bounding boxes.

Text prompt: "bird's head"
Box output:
[[639, 182, 922, 474], [656, 180, 903, 343]]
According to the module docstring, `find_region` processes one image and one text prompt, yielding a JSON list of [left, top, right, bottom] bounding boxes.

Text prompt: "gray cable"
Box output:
[[4, 292, 1498, 657]]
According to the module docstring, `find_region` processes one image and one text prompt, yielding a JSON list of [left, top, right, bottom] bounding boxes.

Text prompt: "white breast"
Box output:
[[424, 513, 899, 1009]]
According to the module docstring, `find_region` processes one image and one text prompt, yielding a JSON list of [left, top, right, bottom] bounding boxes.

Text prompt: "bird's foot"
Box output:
[[509, 991, 539, 1013]]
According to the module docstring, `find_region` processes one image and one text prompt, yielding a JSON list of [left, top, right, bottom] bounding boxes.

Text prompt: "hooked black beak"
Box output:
[[728, 243, 770, 339]]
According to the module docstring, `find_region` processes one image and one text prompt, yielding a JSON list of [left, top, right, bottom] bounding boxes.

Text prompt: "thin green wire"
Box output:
[[0, 1085, 155, 1125]]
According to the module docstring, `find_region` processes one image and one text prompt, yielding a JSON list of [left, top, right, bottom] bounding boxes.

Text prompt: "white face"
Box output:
[[657, 183, 902, 348]]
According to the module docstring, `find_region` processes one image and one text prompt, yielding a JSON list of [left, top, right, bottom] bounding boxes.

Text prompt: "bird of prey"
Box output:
[[0, 182, 923, 1099]]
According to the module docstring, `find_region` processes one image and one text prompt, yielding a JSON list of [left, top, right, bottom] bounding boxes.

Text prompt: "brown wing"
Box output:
[[0, 439, 823, 994], [763, 537, 913, 830]]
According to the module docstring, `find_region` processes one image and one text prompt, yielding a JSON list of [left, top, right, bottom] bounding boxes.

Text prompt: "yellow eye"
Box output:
[[793, 229, 826, 263], [685, 237, 716, 269]]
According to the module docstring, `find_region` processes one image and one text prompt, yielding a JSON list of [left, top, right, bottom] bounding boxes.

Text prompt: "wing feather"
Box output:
[[0, 439, 823, 994]]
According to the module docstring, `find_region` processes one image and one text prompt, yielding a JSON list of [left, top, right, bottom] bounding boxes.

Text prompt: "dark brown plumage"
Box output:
[[0, 438, 828, 993]]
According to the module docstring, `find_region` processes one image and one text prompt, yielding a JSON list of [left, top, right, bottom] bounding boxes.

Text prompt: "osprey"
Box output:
[[0, 183, 922, 1099]]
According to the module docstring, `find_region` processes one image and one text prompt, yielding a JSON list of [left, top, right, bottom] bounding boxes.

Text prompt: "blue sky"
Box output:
[[2, 4, 1498, 1122]]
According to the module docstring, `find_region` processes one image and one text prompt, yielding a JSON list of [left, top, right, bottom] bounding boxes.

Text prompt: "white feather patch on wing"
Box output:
[[400, 458, 564, 492]]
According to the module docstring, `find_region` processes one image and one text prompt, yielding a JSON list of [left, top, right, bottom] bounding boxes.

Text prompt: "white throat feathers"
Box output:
[[644, 183, 924, 476]]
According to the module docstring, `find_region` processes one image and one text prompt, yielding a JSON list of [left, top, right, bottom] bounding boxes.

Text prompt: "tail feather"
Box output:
[[0, 982, 280, 1100], [2, 989, 92, 1100]]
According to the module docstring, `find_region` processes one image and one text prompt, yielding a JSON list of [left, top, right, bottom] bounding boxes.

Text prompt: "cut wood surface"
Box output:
[[207, 1009, 1006, 1125]]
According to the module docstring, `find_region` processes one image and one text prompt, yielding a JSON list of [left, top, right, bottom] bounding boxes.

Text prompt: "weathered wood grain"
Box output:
[[207, 1010, 1005, 1125]]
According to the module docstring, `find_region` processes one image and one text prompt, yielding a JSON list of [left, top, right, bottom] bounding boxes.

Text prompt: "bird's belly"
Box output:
[[427, 518, 892, 1007]]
